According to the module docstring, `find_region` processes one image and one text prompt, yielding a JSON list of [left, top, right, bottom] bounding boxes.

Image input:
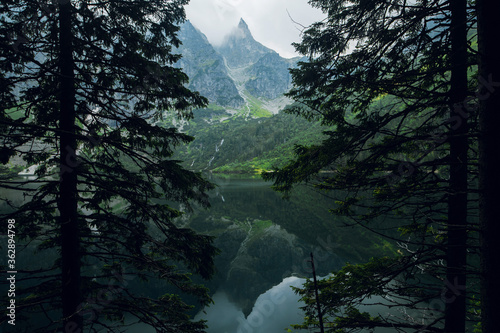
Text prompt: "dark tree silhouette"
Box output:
[[264, 0, 478, 331], [1, 1, 218, 332]]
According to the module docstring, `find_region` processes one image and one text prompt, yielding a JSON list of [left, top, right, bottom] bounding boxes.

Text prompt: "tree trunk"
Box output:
[[58, 1, 82, 331], [310, 253, 325, 333], [445, 0, 468, 331], [477, 0, 500, 332]]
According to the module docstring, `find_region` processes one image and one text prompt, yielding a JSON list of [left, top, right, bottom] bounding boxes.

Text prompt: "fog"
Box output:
[[185, 0, 325, 58]]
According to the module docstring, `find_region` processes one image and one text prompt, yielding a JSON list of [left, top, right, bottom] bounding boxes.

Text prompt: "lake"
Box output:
[[0, 174, 396, 332], [182, 175, 396, 333]]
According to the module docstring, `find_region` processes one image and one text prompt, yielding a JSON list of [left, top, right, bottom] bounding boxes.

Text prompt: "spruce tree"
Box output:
[[1, 1, 217, 332], [264, 0, 478, 331]]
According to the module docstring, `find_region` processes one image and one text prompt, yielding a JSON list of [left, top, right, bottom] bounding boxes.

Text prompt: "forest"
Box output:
[[263, 0, 500, 332], [1, 0, 499, 332]]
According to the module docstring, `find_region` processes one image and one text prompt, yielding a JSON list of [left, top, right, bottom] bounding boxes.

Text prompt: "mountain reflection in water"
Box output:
[[195, 277, 305, 333], [183, 175, 397, 332]]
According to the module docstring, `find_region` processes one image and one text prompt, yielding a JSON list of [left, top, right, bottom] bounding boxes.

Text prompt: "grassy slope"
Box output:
[[173, 110, 326, 173]]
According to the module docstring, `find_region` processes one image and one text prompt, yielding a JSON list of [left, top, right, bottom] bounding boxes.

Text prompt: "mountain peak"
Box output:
[[229, 18, 252, 40], [177, 20, 209, 45], [238, 18, 249, 30], [217, 19, 276, 68]]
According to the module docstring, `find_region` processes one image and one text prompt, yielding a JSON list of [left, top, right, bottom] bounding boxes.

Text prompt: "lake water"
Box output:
[[0, 175, 395, 332], [182, 175, 396, 333]]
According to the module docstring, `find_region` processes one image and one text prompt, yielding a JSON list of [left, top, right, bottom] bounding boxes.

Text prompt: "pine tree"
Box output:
[[264, 0, 478, 331], [1, 1, 217, 332]]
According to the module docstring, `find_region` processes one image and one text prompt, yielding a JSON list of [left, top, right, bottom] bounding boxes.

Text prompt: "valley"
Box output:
[[168, 18, 322, 174]]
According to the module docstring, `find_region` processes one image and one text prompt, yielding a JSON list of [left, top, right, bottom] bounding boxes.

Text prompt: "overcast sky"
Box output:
[[185, 0, 326, 59]]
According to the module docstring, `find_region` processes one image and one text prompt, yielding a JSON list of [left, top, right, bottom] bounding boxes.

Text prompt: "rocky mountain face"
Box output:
[[170, 19, 317, 173], [245, 52, 298, 100], [174, 21, 244, 108], [176, 18, 299, 115]]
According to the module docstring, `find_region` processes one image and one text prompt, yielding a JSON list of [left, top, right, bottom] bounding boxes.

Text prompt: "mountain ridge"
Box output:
[[169, 19, 323, 174], [175, 18, 299, 117], [174, 21, 244, 109]]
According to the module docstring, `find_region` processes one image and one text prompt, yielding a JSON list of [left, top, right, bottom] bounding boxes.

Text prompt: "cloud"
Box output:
[[185, 0, 325, 58], [195, 277, 306, 333]]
